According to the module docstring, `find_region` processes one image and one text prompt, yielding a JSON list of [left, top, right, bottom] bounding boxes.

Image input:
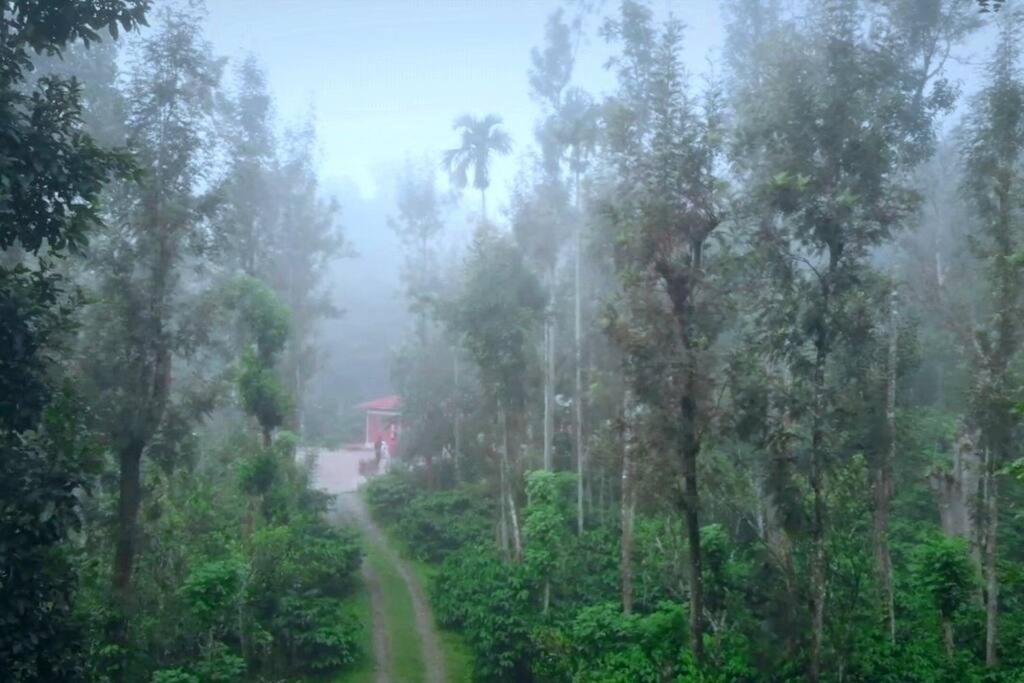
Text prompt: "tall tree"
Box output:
[[528, 10, 573, 473], [442, 113, 511, 221], [267, 120, 343, 434], [959, 11, 1024, 666], [389, 159, 450, 483], [214, 56, 277, 277], [729, 0, 965, 675], [601, 1, 728, 665], [510, 176, 569, 471], [81, 5, 221, 603], [445, 225, 545, 559], [0, 2, 148, 675], [559, 87, 598, 533], [389, 158, 447, 345]]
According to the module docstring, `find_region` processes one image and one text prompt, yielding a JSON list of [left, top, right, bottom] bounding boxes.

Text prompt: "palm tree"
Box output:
[[442, 113, 512, 221]]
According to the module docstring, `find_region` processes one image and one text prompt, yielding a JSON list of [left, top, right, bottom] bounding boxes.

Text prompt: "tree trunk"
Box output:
[[502, 406, 523, 561], [575, 168, 586, 535], [942, 616, 954, 660], [498, 437, 509, 554], [620, 393, 635, 614], [809, 338, 828, 683], [454, 352, 462, 483], [984, 448, 998, 667], [874, 286, 897, 646], [659, 258, 707, 664], [543, 266, 555, 471], [763, 393, 800, 657], [113, 439, 145, 593], [680, 409, 704, 664]]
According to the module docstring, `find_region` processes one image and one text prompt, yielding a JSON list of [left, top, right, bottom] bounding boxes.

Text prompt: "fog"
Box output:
[[5, 0, 1024, 681]]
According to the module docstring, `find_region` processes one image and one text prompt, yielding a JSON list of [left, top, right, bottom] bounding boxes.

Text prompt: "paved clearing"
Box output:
[[308, 446, 370, 494]]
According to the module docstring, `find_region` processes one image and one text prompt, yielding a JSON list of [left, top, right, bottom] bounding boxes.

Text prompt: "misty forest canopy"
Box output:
[[3, 0, 1024, 682]]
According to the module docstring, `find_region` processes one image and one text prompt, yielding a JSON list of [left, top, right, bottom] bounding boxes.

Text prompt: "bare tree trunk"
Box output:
[[942, 617, 954, 660], [929, 422, 984, 569], [113, 439, 145, 593], [543, 266, 555, 471], [453, 351, 462, 484], [498, 440, 509, 554], [809, 339, 828, 683], [620, 403, 635, 615], [984, 448, 999, 667], [681, 420, 704, 664], [575, 168, 586, 535], [659, 246, 707, 667], [874, 285, 897, 646], [502, 406, 523, 561]]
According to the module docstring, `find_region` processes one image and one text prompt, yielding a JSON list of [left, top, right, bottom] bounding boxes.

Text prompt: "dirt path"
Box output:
[[337, 492, 447, 683], [361, 551, 393, 683]]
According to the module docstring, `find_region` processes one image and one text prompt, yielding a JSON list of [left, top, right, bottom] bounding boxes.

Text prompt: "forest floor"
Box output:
[[329, 491, 469, 683]]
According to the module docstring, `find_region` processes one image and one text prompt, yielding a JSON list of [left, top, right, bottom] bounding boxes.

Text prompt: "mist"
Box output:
[[2, 1, 1023, 682]]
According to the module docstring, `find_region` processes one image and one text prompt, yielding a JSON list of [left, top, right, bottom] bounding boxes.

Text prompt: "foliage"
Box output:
[[396, 487, 493, 562], [913, 535, 977, 625], [10, 1, 1024, 682], [363, 471, 416, 524], [433, 545, 534, 681], [237, 349, 290, 438], [0, 1, 148, 679]]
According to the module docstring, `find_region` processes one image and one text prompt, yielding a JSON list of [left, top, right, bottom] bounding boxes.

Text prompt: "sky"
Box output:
[[203, 0, 726, 207]]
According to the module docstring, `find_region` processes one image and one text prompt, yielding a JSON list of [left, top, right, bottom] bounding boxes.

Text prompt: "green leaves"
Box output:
[[180, 558, 244, 629], [912, 535, 977, 621], [237, 348, 290, 436]]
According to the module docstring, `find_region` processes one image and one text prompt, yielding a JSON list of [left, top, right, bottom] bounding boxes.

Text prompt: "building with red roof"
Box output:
[[357, 395, 401, 451]]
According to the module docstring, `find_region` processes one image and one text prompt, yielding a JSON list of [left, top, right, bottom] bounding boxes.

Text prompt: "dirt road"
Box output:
[[335, 492, 447, 683]]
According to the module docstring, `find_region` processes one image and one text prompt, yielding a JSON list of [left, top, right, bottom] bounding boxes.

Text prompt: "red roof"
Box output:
[[356, 395, 401, 412]]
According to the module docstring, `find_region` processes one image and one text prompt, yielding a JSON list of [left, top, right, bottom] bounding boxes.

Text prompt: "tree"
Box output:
[[601, 1, 728, 665], [526, 10, 599, 486], [389, 159, 451, 483], [913, 536, 975, 660], [511, 176, 570, 471], [559, 87, 598, 533], [442, 113, 511, 221], [266, 120, 343, 435], [79, 5, 221, 605], [445, 225, 545, 559], [389, 157, 447, 344], [229, 276, 291, 447], [528, 11, 574, 474], [213, 56, 277, 277], [0, 1, 148, 678], [959, 11, 1024, 666], [729, 0, 965, 674]]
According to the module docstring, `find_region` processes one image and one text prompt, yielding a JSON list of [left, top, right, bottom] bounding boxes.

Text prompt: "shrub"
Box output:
[[363, 472, 415, 524], [396, 486, 492, 562], [273, 595, 361, 673], [433, 545, 534, 681]]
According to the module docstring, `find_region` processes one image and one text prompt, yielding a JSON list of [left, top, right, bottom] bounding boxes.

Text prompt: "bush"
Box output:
[[151, 669, 199, 683], [564, 602, 686, 682], [396, 486, 492, 562], [179, 558, 244, 631], [433, 545, 534, 681], [273, 595, 361, 673], [363, 472, 415, 524]]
